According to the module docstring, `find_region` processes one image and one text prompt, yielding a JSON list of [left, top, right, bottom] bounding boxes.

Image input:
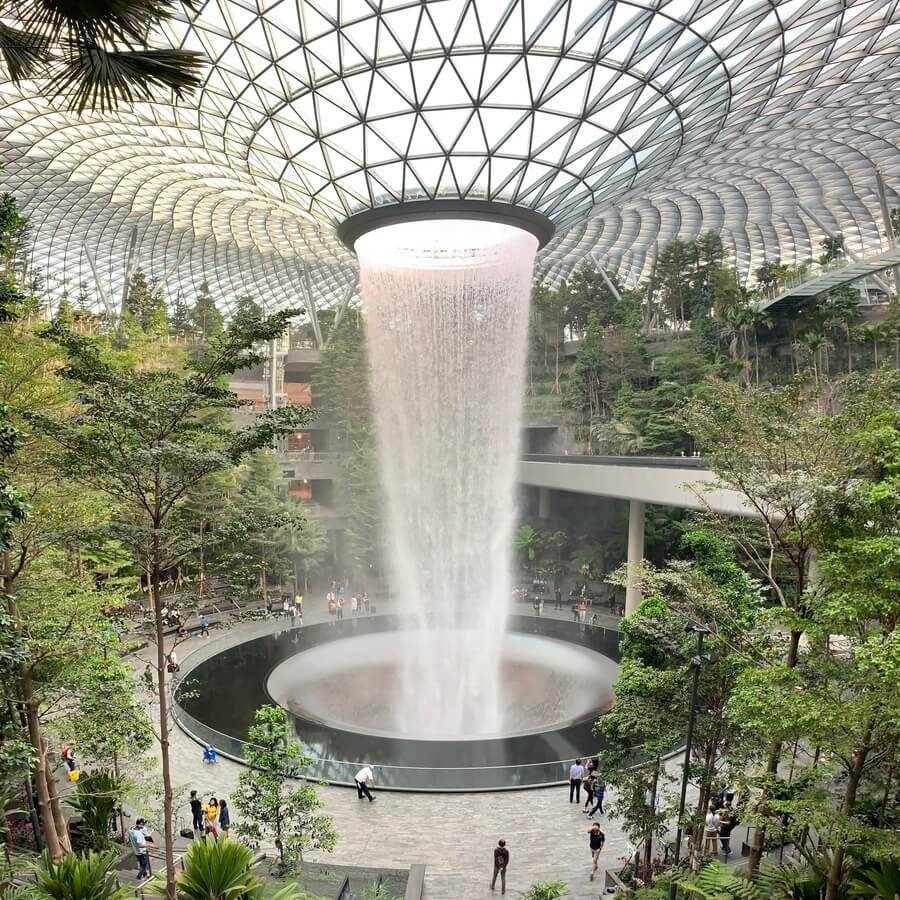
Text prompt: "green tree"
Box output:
[[232, 705, 336, 865], [312, 319, 380, 578], [682, 370, 900, 875], [34, 310, 312, 896], [279, 510, 328, 593], [189, 282, 224, 343], [124, 271, 168, 338]]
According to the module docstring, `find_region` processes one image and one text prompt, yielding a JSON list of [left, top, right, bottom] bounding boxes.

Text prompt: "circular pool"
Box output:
[[174, 614, 620, 791]]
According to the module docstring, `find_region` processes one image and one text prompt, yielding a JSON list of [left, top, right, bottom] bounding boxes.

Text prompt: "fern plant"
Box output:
[[67, 771, 122, 852], [676, 861, 754, 899]]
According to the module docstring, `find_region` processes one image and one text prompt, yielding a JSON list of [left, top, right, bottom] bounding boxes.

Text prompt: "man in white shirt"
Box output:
[[704, 807, 721, 856], [355, 764, 376, 802], [568, 758, 585, 804]]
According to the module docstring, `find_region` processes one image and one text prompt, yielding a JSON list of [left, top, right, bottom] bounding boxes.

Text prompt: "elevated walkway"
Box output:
[[519, 454, 751, 517], [756, 247, 900, 313]]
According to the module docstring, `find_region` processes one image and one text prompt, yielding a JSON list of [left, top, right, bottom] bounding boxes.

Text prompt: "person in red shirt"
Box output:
[[491, 838, 509, 894]]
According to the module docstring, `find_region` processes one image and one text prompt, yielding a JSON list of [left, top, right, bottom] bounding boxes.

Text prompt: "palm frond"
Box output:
[[20, 0, 185, 48], [0, 21, 51, 81], [49, 43, 204, 112]]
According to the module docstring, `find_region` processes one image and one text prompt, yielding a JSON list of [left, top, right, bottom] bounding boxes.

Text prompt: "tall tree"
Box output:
[[189, 282, 224, 343], [34, 310, 312, 896], [681, 370, 900, 873]]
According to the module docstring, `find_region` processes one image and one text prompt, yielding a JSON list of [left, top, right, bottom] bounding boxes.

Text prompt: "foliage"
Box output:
[[0, 0, 203, 112], [312, 318, 380, 577], [30, 849, 132, 900], [67, 771, 123, 852], [150, 836, 311, 900], [520, 881, 569, 900], [232, 705, 336, 865]]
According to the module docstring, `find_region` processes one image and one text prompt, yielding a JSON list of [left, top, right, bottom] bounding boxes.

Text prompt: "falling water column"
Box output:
[[355, 220, 539, 739]]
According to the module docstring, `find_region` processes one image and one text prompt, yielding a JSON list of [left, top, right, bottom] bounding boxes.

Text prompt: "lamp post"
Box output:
[[668, 625, 711, 900]]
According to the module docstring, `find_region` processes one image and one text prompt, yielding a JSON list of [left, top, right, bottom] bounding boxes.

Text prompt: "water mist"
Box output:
[[355, 219, 538, 739]]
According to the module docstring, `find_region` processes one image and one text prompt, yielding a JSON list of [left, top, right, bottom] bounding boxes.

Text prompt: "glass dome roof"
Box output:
[[1, 0, 899, 315]]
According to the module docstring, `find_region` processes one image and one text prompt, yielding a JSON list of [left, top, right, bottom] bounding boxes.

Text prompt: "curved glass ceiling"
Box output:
[[1, 0, 899, 313]]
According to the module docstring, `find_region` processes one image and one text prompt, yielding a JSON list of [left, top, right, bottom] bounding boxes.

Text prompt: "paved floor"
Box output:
[[138, 596, 636, 899]]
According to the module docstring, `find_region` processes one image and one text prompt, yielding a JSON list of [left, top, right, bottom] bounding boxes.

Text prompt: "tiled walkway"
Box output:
[[140, 597, 641, 899]]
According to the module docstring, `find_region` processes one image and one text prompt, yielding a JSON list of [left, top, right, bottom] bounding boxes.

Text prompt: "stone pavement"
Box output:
[[138, 595, 637, 899]]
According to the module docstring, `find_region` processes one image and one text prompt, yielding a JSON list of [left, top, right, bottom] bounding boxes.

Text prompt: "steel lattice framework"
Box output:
[[1, 0, 900, 316]]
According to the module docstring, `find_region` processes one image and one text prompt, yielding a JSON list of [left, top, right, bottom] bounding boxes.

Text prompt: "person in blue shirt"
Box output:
[[129, 819, 152, 880], [199, 614, 209, 637]]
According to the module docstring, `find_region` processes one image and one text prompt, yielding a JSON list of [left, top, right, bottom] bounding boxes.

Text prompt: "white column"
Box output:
[[537, 486, 551, 519], [625, 500, 646, 616], [269, 338, 278, 410]]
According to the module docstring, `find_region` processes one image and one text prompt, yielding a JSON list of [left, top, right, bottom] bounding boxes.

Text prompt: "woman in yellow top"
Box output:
[[203, 797, 219, 838]]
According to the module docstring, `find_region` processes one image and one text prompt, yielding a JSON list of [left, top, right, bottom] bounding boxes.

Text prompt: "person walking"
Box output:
[[354, 764, 376, 801], [582, 774, 597, 813], [129, 819, 152, 880], [189, 790, 204, 836], [336, 596, 344, 620], [490, 838, 509, 894], [218, 799, 231, 837], [586, 775, 605, 818], [363, 593, 370, 614], [587, 822, 605, 881], [142, 663, 155, 694], [282, 598, 289, 618], [351, 594, 358, 615], [199, 614, 209, 637], [703, 805, 720, 856], [289, 603, 297, 626], [568, 758, 585, 803], [265, 596, 273, 617], [203, 797, 220, 838]]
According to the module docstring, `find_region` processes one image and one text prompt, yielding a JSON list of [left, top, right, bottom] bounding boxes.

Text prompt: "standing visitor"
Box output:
[[354, 764, 376, 801], [129, 819, 152, 880], [555, 586, 562, 609], [351, 594, 358, 615], [199, 614, 209, 637], [703, 804, 720, 856], [189, 790, 203, 836], [336, 596, 344, 620], [363, 592, 370, 614], [143, 663, 155, 694], [289, 603, 297, 626], [282, 597, 289, 618], [218, 799, 231, 837], [265, 596, 273, 616], [587, 822, 605, 881], [61, 746, 77, 772], [718, 803, 737, 856], [568, 758, 585, 803], [490, 838, 509, 894], [167, 649, 179, 672], [203, 797, 220, 838]]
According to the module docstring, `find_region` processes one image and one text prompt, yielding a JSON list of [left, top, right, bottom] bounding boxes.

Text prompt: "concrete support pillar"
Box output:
[[625, 500, 646, 616], [268, 338, 278, 410], [537, 487, 551, 519]]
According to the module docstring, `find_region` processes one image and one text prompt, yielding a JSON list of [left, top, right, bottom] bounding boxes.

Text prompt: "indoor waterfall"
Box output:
[[355, 219, 539, 739]]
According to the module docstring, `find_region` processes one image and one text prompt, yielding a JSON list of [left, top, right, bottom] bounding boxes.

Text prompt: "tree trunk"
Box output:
[[198, 519, 205, 599], [44, 743, 71, 854], [748, 629, 803, 874], [642, 760, 660, 884], [3, 556, 65, 860], [20, 667, 64, 858], [824, 722, 874, 900], [151, 527, 177, 900]]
